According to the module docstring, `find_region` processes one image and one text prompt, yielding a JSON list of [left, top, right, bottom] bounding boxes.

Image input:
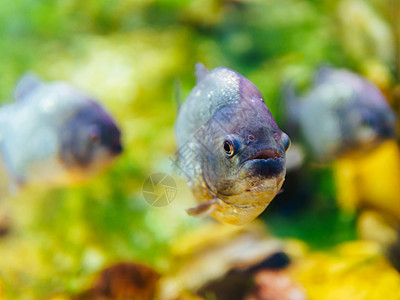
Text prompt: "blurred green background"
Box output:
[[0, 0, 398, 298]]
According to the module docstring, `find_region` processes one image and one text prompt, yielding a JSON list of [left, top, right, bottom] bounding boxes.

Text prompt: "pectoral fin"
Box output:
[[14, 72, 44, 101], [314, 65, 334, 85], [174, 78, 183, 112], [195, 63, 209, 83], [186, 198, 223, 217]]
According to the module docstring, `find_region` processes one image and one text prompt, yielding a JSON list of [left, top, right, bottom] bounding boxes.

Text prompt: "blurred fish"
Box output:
[[285, 66, 396, 163], [74, 262, 160, 300], [245, 270, 306, 300], [0, 73, 122, 190], [175, 63, 290, 225]]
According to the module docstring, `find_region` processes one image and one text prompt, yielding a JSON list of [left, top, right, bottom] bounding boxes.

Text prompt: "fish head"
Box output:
[[294, 68, 397, 161], [342, 84, 396, 151], [201, 95, 290, 207], [59, 100, 122, 180], [321, 71, 397, 158]]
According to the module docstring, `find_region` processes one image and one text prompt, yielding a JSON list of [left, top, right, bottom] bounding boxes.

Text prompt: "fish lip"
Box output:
[[243, 148, 282, 163], [237, 148, 285, 183], [111, 142, 123, 155], [212, 149, 285, 198]]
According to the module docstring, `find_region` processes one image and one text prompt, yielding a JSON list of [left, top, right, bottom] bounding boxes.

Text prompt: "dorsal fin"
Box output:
[[195, 63, 209, 83], [13, 72, 44, 101], [174, 78, 183, 112], [282, 80, 301, 125], [314, 65, 334, 86]]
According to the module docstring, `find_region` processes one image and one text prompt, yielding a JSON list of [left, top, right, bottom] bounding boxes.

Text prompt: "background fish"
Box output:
[[271, 66, 397, 223], [0, 73, 122, 191], [285, 66, 396, 163], [175, 64, 290, 225]]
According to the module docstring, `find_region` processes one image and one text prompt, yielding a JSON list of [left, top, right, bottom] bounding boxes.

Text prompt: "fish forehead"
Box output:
[[205, 67, 264, 105], [11, 82, 91, 123], [176, 66, 273, 148], [189, 67, 266, 123], [210, 102, 279, 141], [298, 68, 396, 159], [196, 67, 240, 102], [313, 69, 388, 108]]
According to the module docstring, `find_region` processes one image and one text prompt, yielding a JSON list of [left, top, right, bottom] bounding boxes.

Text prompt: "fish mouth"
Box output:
[[244, 148, 282, 162], [110, 141, 123, 155], [238, 148, 285, 182]]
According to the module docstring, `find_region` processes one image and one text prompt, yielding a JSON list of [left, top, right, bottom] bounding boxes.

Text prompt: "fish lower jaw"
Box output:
[[213, 197, 275, 225], [243, 172, 285, 195], [220, 178, 283, 208], [245, 183, 277, 194]]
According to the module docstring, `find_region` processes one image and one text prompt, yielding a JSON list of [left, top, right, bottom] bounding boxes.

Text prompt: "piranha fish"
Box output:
[[0, 73, 122, 190], [175, 64, 290, 225], [285, 66, 396, 163]]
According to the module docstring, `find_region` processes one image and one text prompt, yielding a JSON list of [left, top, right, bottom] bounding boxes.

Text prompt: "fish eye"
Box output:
[[360, 117, 373, 128], [88, 125, 101, 145], [90, 132, 100, 144], [223, 140, 235, 157], [281, 133, 291, 151]]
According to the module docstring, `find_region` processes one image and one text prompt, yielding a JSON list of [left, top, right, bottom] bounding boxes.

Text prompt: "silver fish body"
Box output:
[[176, 64, 290, 225], [0, 73, 122, 189], [286, 66, 396, 162]]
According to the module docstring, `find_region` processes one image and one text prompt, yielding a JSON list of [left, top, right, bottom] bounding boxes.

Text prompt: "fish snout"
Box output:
[[104, 125, 123, 156], [238, 149, 285, 180], [378, 120, 396, 139], [245, 149, 282, 161], [109, 139, 123, 155]]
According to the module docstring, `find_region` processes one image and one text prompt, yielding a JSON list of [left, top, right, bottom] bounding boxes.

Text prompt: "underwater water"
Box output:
[[0, 0, 399, 299]]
